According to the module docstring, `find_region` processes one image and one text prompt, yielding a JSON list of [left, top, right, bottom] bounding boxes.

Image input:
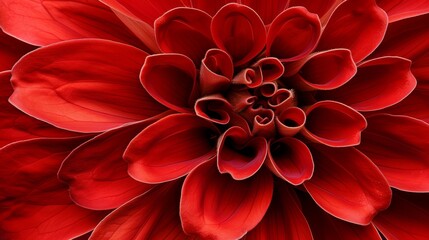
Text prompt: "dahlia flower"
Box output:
[[1, 0, 429, 239]]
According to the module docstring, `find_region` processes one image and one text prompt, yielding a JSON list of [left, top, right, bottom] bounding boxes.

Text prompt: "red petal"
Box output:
[[267, 138, 313, 185], [181, 161, 273, 239], [267, 7, 321, 62], [275, 107, 306, 137], [199, 48, 233, 95], [289, 0, 344, 23], [0, 137, 108, 239], [317, 0, 388, 62], [268, 89, 296, 113], [0, 0, 141, 46], [252, 57, 285, 82], [195, 94, 233, 125], [90, 181, 190, 240], [357, 114, 429, 192], [186, 0, 236, 16], [246, 182, 313, 240], [211, 3, 266, 66], [304, 145, 392, 225], [302, 101, 367, 147], [376, 0, 429, 22], [285, 49, 357, 91], [301, 193, 382, 240], [155, 8, 214, 65], [140, 53, 198, 113], [241, 0, 289, 24], [58, 119, 163, 210], [217, 126, 267, 180], [0, 30, 35, 71], [124, 113, 219, 183], [0, 71, 79, 147], [10, 39, 166, 133], [319, 57, 417, 111], [373, 191, 429, 240]]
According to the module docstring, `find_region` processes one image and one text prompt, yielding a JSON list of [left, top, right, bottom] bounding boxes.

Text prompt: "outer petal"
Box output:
[[267, 7, 321, 62], [140, 53, 198, 113], [0, 137, 108, 240], [357, 114, 429, 192], [124, 114, 219, 184], [10, 39, 166, 133], [304, 145, 392, 225], [289, 0, 344, 22], [89, 181, 190, 240], [301, 193, 382, 240], [241, 0, 289, 24], [376, 0, 429, 22], [185, 0, 236, 16], [266, 138, 314, 185], [317, 0, 388, 62], [318, 57, 416, 111], [211, 3, 266, 66], [217, 126, 267, 180], [0, 30, 35, 71], [373, 191, 429, 240], [246, 182, 313, 240], [58, 119, 163, 210], [0, 71, 79, 148], [0, 0, 141, 46], [155, 8, 214, 65], [181, 161, 273, 240], [302, 101, 367, 147]]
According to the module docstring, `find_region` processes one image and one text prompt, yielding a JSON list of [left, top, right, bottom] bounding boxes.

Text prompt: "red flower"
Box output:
[[1, 0, 429, 239]]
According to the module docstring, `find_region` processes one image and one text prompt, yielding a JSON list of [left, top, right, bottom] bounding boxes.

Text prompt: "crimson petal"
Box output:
[[10, 39, 166, 133], [319, 57, 416, 111], [124, 114, 219, 184], [317, 0, 388, 62], [0, 137, 108, 239], [357, 114, 429, 192], [301, 193, 382, 240], [267, 138, 313, 185], [302, 101, 367, 147], [58, 119, 163, 210], [217, 126, 267, 180], [140, 53, 198, 113], [304, 145, 392, 225], [373, 191, 429, 240], [246, 182, 313, 240], [155, 8, 214, 65], [199, 48, 233, 95], [241, 0, 289, 24], [185, 0, 236, 16], [90, 181, 190, 240], [181, 161, 273, 239], [0, 0, 141, 46], [376, 0, 429, 22], [211, 3, 266, 66], [195, 95, 232, 125], [267, 7, 321, 62], [289, 0, 344, 23], [0, 30, 35, 71], [275, 107, 306, 136]]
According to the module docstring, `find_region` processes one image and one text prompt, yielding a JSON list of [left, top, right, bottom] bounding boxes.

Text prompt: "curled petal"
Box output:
[[319, 57, 417, 111], [252, 109, 276, 138], [304, 145, 392, 225], [301, 194, 383, 240], [155, 8, 214, 64], [373, 191, 429, 240], [233, 68, 263, 88], [267, 138, 314, 185], [268, 89, 296, 112], [267, 7, 321, 62], [200, 48, 233, 95], [252, 57, 285, 82], [302, 101, 367, 147], [211, 3, 266, 66], [140, 53, 198, 113], [376, 0, 429, 22], [10, 39, 166, 133], [217, 126, 267, 180], [246, 182, 313, 240], [195, 95, 232, 125], [241, 0, 289, 24], [181, 161, 273, 240], [90, 181, 189, 240], [256, 82, 278, 98], [0, 0, 142, 46], [357, 114, 429, 192], [317, 0, 388, 62], [124, 113, 219, 183], [58, 119, 161, 210], [226, 88, 257, 112], [285, 49, 357, 91], [275, 107, 306, 137]]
